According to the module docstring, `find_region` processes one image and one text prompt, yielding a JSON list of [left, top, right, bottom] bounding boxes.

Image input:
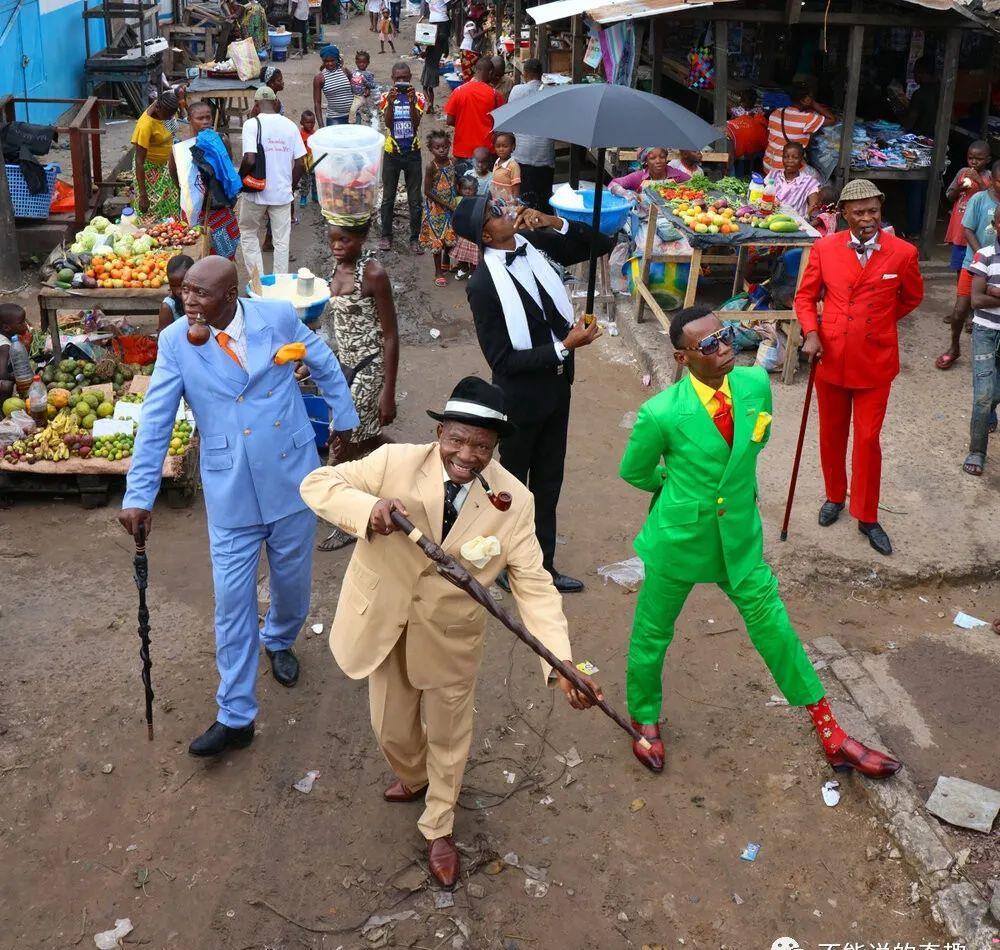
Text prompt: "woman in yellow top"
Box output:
[[131, 92, 182, 223]]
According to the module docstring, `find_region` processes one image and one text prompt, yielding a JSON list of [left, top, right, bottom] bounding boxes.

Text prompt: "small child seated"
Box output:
[[667, 150, 703, 182], [0, 303, 31, 400]]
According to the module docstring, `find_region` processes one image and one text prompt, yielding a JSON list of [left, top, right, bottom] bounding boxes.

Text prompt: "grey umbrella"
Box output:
[[491, 83, 719, 317]]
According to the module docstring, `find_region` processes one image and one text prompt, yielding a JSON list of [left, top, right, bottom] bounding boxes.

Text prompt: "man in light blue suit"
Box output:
[[119, 258, 359, 757]]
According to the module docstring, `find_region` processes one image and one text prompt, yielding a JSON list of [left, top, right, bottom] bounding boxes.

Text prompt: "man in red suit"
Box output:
[[795, 179, 924, 555]]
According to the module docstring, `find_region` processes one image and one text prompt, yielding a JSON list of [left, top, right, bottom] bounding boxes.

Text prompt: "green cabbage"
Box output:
[[90, 215, 112, 233]]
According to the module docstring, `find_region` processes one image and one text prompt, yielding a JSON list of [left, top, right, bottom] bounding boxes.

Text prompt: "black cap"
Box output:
[[427, 375, 514, 436], [452, 195, 489, 246]]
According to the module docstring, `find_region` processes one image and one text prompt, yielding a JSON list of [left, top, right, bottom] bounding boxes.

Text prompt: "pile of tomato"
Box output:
[[649, 184, 707, 202], [148, 222, 202, 246], [86, 252, 172, 289]]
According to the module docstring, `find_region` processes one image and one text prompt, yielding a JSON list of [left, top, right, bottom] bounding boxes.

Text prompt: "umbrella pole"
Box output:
[[583, 147, 606, 326]]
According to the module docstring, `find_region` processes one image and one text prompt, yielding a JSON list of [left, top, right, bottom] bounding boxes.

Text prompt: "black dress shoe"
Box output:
[[189, 720, 255, 757], [818, 500, 845, 527], [494, 570, 510, 592], [551, 571, 584, 593], [266, 647, 300, 686], [859, 521, 892, 556]]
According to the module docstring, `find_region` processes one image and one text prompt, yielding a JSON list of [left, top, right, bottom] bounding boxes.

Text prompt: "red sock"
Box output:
[[805, 697, 847, 755]]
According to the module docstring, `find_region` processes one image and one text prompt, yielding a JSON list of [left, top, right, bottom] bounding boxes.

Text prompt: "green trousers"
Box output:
[[626, 560, 825, 724]]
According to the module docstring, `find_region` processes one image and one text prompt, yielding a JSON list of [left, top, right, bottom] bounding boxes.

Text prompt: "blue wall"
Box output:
[[1, 0, 112, 125]]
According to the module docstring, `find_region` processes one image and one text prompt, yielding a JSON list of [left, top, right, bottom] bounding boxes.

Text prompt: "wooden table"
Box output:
[[633, 203, 818, 385], [185, 76, 258, 137]]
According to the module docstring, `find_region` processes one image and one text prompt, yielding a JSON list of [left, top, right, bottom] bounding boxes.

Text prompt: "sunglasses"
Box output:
[[680, 324, 736, 356], [487, 197, 525, 220]]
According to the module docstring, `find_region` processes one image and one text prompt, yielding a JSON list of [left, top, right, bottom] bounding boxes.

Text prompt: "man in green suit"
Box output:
[[619, 307, 902, 779]]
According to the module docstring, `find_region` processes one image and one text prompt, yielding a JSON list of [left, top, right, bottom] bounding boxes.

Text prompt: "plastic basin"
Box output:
[[444, 74, 463, 90], [245, 273, 330, 324], [300, 393, 331, 449], [549, 187, 631, 236], [268, 30, 293, 49]]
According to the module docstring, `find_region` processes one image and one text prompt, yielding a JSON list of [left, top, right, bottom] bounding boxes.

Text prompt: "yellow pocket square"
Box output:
[[274, 342, 307, 365], [751, 411, 772, 443]]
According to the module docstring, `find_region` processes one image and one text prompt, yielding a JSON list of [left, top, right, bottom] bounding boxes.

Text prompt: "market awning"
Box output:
[[526, 0, 982, 24]]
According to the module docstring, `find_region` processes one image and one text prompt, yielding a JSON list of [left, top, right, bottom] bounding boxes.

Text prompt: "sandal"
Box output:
[[962, 452, 985, 477], [935, 351, 958, 370], [318, 527, 358, 552], [434, 275, 448, 286]]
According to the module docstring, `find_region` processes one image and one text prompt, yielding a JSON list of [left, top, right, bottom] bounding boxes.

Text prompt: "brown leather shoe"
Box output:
[[383, 779, 428, 802], [631, 719, 665, 773], [428, 835, 460, 888], [826, 735, 902, 779]]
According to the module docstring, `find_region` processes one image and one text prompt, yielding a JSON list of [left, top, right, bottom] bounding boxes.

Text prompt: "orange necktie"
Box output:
[[712, 390, 734, 447], [217, 331, 243, 368]]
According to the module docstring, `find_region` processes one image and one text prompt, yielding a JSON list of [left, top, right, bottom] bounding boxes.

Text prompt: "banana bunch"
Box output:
[[25, 425, 71, 461], [49, 410, 80, 436]]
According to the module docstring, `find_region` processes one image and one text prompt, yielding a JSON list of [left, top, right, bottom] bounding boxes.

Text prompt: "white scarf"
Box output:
[[483, 235, 575, 351]]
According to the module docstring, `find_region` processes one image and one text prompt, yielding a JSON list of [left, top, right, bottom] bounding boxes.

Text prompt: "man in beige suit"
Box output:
[[300, 377, 601, 888]]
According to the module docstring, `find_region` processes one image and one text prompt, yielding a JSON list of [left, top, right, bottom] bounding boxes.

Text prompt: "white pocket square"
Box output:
[[460, 535, 501, 569], [882, 273, 898, 279]]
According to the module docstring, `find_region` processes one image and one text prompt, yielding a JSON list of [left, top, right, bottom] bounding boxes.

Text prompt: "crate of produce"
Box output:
[[6, 163, 60, 219]]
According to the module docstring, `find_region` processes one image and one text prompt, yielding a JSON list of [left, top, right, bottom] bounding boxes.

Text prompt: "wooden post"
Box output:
[[512, 0, 522, 69], [837, 24, 865, 188], [651, 15, 664, 96], [920, 27, 961, 260], [0, 162, 23, 291], [571, 14, 585, 82], [536, 23, 549, 70], [712, 20, 728, 153]]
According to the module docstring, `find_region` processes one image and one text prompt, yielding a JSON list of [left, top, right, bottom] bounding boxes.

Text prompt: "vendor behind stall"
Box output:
[[131, 92, 182, 224], [764, 142, 820, 221], [609, 147, 689, 199]]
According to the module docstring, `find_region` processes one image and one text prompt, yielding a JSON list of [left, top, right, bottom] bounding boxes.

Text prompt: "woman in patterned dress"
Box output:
[[317, 216, 400, 551]]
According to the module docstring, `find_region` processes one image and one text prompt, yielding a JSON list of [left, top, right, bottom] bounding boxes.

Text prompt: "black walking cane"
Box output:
[[133, 524, 155, 740], [779, 357, 818, 542]]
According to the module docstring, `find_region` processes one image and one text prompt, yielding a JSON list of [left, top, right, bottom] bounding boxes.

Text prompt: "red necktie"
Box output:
[[712, 390, 734, 447], [217, 331, 242, 368]]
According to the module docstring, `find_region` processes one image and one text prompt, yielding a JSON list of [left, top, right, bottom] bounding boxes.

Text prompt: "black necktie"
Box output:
[[442, 480, 461, 539], [505, 244, 528, 266]]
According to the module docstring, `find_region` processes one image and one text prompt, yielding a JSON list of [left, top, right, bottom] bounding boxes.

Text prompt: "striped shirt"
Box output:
[[322, 67, 354, 121], [968, 243, 1000, 330], [763, 106, 825, 172]]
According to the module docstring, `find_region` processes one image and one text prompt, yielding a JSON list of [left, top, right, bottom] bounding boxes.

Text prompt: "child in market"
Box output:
[[472, 146, 494, 194], [377, 7, 395, 53], [349, 50, 378, 124], [157, 255, 194, 331], [420, 129, 458, 286], [451, 175, 481, 280], [936, 140, 993, 371], [298, 109, 320, 209], [489, 131, 520, 201], [667, 149, 704, 182], [0, 303, 31, 401]]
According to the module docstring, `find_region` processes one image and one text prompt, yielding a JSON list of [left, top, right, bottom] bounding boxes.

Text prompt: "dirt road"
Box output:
[[0, 14, 985, 950]]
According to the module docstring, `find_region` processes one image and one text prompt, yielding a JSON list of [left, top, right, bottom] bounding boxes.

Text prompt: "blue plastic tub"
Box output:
[[246, 273, 330, 324], [444, 74, 463, 90], [301, 393, 331, 449], [549, 187, 631, 236]]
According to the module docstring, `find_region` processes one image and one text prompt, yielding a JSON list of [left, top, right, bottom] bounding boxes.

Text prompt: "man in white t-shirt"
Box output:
[[238, 86, 306, 277]]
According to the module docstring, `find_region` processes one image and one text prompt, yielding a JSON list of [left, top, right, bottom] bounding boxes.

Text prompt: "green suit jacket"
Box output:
[[619, 366, 773, 588]]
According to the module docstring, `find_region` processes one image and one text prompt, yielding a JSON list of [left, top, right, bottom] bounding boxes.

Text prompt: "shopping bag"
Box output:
[[228, 37, 262, 81], [415, 22, 438, 46]]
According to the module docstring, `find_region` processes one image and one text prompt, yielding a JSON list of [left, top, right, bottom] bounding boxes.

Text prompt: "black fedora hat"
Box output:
[[427, 376, 515, 436], [452, 195, 489, 246]]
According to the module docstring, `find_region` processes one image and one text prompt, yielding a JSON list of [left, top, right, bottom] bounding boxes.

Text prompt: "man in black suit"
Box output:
[[453, 196, 615, 593]]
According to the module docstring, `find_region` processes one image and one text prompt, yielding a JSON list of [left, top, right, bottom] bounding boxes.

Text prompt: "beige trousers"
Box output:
[[368, 629, 476, 840], [237, 197, 293, 277]]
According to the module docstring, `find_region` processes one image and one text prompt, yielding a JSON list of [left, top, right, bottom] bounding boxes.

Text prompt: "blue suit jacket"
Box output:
[[123, 298, 360, 529]]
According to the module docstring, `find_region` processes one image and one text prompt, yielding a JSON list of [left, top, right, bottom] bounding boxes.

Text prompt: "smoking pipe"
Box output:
[[187, 314, 210, 346], [474, 471, 512, 511]]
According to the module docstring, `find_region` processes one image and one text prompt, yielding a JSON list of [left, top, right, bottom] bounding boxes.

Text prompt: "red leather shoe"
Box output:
[[383, 779, 428, 802], [826, 736, 902, 779], [428, 835, 460, 888], [630, 719, 665, 773]]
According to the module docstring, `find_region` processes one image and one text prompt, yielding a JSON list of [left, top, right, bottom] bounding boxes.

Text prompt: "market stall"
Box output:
[[633, 182, 821, 384]]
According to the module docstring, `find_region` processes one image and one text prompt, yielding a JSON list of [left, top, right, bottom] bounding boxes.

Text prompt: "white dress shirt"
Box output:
[[482, 216, 571, 362], [210, 301, 249, 367], [442, 464, 471, 513]]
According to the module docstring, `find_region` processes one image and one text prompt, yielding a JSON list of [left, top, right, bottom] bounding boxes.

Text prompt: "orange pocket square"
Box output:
[[274, 343, 306, 365]]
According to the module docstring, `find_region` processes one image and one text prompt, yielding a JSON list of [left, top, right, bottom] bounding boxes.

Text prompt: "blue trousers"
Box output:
[[970, 323, 1000, 458], [208, 507, 316, 726]]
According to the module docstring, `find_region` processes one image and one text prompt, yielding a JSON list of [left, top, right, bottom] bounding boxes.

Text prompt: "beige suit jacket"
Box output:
[[300, 443, 573, 690]]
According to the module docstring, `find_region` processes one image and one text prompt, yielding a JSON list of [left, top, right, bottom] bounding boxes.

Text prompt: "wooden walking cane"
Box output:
[[389, 510, 651, 750], [779, 357, 818, 542], [133, 525, 155, 740]]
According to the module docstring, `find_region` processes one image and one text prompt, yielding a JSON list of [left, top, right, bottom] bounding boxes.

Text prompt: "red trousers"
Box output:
[[814, 379, 892, 524]]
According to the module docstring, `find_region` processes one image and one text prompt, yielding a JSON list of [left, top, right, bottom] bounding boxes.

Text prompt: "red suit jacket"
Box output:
[[794, 229, 924, 389]]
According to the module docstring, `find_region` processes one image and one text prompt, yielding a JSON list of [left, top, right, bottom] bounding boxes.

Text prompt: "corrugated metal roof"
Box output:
[[526, 0, 989, 25]]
